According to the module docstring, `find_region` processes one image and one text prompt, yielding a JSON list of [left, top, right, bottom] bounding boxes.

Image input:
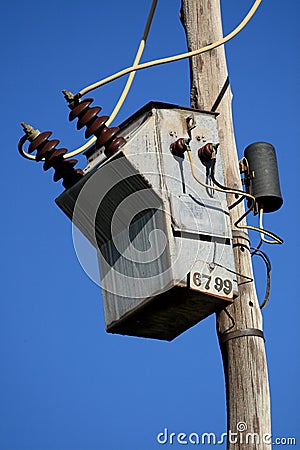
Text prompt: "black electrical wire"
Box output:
[[210, 157, 247, 210], [250, 247, 272, 309], [188, 147, 282, 244], [228, 194, 246, 210], [210, 157, 247, 195], [251, 238, 263, 256], [209, 149, 277, 309]]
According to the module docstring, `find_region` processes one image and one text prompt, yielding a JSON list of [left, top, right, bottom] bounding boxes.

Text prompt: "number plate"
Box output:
[[190, 260, 234, 300]]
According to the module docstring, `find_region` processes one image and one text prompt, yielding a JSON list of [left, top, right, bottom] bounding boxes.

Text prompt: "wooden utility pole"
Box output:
[[180, 1, 271, 448]]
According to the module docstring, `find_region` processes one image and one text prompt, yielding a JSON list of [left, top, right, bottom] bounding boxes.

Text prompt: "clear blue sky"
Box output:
[[1, 0, 299, 449]]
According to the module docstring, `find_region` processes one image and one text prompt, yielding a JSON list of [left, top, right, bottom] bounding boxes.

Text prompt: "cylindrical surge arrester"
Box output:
[[244, 142, 283, 213]]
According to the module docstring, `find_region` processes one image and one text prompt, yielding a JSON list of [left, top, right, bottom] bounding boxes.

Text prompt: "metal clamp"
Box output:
[[219, 328, 265, 345]]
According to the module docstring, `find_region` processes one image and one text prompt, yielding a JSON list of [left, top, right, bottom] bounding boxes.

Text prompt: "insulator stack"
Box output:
[[18, 125, 84, 189], [67, 97, 126, 158]]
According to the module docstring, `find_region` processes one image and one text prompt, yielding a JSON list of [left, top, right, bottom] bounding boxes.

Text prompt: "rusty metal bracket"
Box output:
[[186, 114, 196, 138], [219, 328, 265, 345]]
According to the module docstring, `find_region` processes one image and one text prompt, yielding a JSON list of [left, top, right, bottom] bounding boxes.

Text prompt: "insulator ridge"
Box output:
[[18, 127, 84, 189], [68, 97, 126, 157]]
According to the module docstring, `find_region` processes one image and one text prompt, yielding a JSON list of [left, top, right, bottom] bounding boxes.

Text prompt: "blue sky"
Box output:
[[1, 0, 299, 449]]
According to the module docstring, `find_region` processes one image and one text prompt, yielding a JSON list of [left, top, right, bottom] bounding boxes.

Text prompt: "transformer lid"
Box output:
[[84, 101, 218, 160]]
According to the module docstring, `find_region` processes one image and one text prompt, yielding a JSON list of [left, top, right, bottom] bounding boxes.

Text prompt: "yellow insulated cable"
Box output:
[[79, 0, 262, 96], [20, 0, 158, 161], [64, 0, 158, 158], [259, 208, 282, 244], [66, 0, 262, 159], [20, 0, 261, 161], [106, 0, 158, 127], [187, 148, 256, 204], [235, 208, 283, 245], [187, 148, 283, 245]]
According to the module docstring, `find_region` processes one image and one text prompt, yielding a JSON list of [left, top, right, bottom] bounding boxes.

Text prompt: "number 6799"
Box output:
[[192, 272, 233, 296]]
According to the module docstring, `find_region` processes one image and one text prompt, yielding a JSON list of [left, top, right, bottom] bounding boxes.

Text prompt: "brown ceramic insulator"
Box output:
[[170, 138, 186, 157], [96, 126, 119, 149], [61, 168, 85, 189], [36, 139, 60, 161], [52, 159, 77, 182], [84, 116, 108, 138], [106, 136, 126, 155], [198, 143, 213, 164], [18, 129, 84, 189], [28, 131, 52, 154], [69, 98, 94, 122], [43, 148, 68, 170], [68, 96, 126, 157], [77, 106, 102, 130]]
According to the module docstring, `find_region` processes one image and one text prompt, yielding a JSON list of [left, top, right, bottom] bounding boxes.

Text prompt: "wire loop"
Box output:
[[186, 147, 283, 246]]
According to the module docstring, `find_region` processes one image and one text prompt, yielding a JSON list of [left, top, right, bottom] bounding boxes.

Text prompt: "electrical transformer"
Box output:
[[56, 102, 238, 341]]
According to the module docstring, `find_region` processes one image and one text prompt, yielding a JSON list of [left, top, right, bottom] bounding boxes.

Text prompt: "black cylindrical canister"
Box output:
[[244, 142, 283, 213]]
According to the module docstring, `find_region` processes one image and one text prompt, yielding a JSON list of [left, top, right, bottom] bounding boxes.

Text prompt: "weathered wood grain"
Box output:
[[180, 1, 271, 448]]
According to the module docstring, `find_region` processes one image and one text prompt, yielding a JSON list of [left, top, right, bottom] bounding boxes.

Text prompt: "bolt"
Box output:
[[21, 122, 40, 141], [62, 89, 81, 109], [196, 135, 201, 141]]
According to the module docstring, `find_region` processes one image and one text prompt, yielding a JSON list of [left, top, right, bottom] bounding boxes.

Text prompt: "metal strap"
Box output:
[[219, 328, 265, 345], [232, 230, 250, 242]]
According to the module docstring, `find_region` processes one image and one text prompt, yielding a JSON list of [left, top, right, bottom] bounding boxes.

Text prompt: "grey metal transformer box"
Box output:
[[56, 102, 238, 341]]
